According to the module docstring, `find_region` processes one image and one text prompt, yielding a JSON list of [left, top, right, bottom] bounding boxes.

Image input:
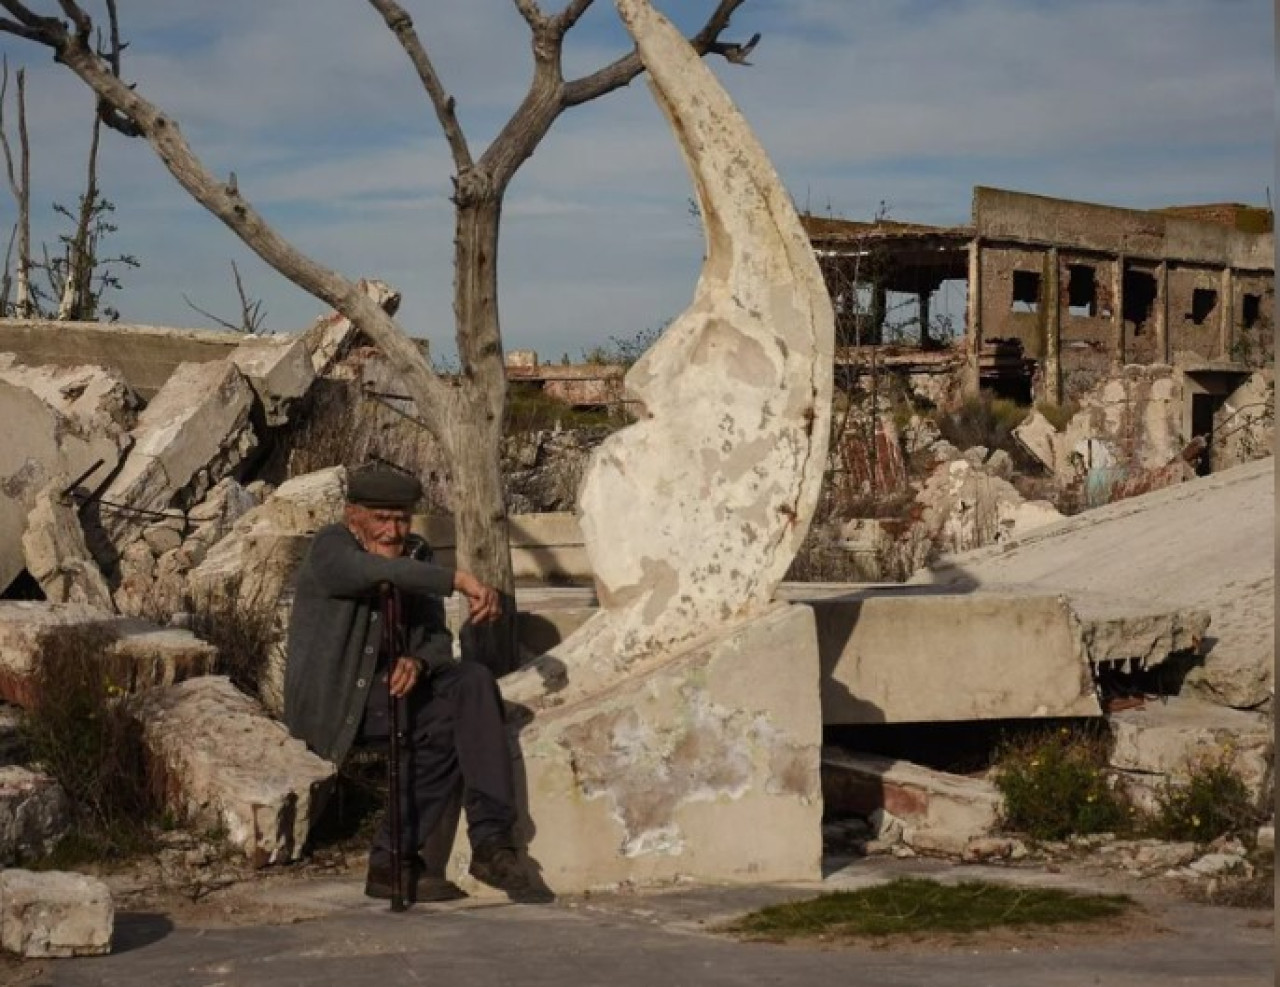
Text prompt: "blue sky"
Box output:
[[0, 0, 1274, 362]]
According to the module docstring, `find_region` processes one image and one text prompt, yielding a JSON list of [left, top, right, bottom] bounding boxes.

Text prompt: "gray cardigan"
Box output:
[[283, 523, 456, 762]]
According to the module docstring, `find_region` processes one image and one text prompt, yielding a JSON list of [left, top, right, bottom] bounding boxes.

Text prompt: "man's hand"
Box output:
[[453, 571, 501, 623], [388, 656, 423, 698]]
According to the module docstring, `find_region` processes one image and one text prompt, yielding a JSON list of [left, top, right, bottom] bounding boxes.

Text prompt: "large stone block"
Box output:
[[0, 766, 71, 865], [809, 593, 1104, 725], [821, 749, 1001, 855], [0, 869, 112, 958], [0, 318, 241, 398], [228, 335, 315, 426], [100, 360, 256, 539], [0, 602, 215, 708], [137, 676, 334, 866], [0, 365, 131, 594], [453, 602, 823, 892], [21, 480, 114, 610], [189, 467, 345, 610], [1110, 696, 1273, 800]]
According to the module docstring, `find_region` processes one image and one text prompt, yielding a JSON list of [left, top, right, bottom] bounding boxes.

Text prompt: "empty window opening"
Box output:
[[1189, 288, 1217, 325], [1011, 270, 1040, 314], [1241, 293, 1261, 329], [1067, 264, 1097, 317], [1122, 269, 1156, 334]]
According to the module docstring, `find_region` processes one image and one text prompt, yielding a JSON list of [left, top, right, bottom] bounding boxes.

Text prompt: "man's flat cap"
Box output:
[[346, 465, 423, 507]]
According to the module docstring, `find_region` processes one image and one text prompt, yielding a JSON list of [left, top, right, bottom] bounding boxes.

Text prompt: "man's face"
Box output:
[[345, 504, 412, 558]]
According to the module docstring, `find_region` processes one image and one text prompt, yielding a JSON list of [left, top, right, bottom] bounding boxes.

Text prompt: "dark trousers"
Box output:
[[359, 660, 516, 868]]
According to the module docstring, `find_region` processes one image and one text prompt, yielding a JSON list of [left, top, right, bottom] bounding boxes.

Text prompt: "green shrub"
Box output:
[[186, 582, 276, 702], [936, 394, 1030, 456], [993, 726, 1130, 841], [1147, 755, 1262, 844], [19, 628, 162, 863], [504, 385, 618, 435]]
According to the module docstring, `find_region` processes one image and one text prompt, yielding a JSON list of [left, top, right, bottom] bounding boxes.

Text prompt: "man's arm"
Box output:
[[308, 525, 454, 598], [307, 525, 500, 622]]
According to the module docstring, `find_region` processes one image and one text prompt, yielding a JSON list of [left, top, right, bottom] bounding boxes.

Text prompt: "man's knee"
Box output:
[[438, 659, 496, 692]]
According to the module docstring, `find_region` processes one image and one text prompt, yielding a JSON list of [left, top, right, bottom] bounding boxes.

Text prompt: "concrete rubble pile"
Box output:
[[0, 283, 404, 898]]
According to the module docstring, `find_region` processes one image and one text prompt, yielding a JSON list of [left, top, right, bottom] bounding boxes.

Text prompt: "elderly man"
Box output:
[[284, 464, 535, 902]]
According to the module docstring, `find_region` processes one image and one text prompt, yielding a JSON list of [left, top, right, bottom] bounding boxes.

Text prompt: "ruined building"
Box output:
[[804, 187, 1274, 401]]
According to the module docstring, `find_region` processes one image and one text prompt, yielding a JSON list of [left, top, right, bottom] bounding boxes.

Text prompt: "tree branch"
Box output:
[[54, 0, 88, 38], [366, 0, 472, 173], [552, 0, 594, 35], [1, 7, 454, 429], [562, 0, 751, 107], [510, 0, 546, 32]]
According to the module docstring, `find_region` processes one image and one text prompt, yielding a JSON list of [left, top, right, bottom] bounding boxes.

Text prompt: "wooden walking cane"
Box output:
[[381, 583, 408, 913]]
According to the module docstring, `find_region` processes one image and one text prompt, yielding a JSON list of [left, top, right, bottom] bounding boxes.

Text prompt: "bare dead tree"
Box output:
[[0, 56, 33, 316], [0, 0, 756, 674], [183, 260, 268, 334], [53, 95, 100, 317]]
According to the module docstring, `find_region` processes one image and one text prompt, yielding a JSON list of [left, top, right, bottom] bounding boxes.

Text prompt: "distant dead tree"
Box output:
[[0, 0, 759, 675], [0, 48, 136, 320], [0, 56, 32, 317], [184, 260, 269, 334]]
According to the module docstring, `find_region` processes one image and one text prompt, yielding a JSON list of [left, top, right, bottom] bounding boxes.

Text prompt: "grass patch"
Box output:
[[724, 878, 1132, 939]]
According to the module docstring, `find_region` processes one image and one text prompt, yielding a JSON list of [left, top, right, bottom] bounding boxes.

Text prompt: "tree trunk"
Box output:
[[444, 396, 517, 677], [448, 187, 518, 676]]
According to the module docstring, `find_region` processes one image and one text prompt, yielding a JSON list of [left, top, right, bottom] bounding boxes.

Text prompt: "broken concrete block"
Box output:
[[0, 602, 216, 708], [302, 279, 401, 377], [822, 749, 1001, 855], [109, 619, 219, 693], [0, 767, 71, 865], [188, 466, 345, 620], [0, 366, 132, 595], [0, 869, 112, 958], [21, 480, 114, 610], [227, 334, 315, 426], [1109, 696, 1273, 802], [99, 360, 256, 541], [186, 477, 261, 542], [1184, 570, 1275, 710], [1078, 609, 1210, 668], [456, 602, 823, 892], [809, 593, 1104, 725], [912, 458, 1274, 710], [1013, 408, 1059, 471], [138, 676, 335, 867], [916, 459, 1064, 556]]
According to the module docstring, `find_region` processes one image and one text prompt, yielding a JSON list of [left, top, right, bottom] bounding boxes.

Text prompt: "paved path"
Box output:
[[12, 857, 1273, 986]]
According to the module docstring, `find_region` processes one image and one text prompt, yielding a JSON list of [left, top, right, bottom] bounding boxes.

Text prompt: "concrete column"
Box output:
[[917, 290, 932, 348], [1219, 266, 1234, 359], [1155, 261, 1169, 364], [871, 283, 887, 346], [1043, 247, 1062, 405], [1112, 254, 1126, 367], [963, 239, 982, 395]]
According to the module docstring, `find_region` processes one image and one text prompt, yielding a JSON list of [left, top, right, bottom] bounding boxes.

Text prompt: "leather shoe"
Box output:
[[468, 840, 551, 902]]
